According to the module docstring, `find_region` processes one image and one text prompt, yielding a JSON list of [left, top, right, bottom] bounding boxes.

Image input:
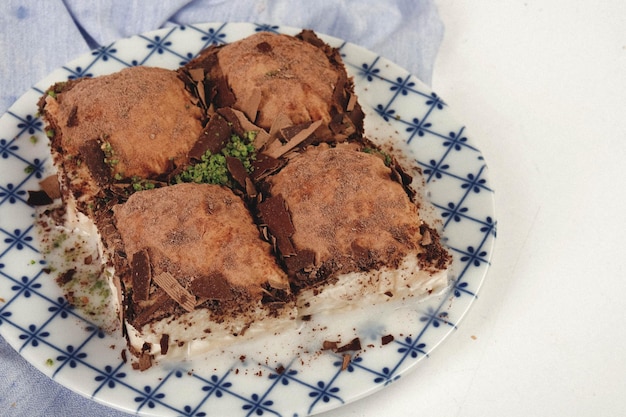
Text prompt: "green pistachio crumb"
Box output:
[[174, 132, 256, 186], [362, 147, 392, 166]]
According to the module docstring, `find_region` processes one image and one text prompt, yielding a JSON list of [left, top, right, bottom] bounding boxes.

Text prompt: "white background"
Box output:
[[323, 1, 626, 416]]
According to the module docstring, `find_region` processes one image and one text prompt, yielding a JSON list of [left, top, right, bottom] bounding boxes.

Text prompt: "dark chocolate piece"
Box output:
[[257, 195, 296, 256], [381, 335, 394, 345], [160, 334, 170, 355], [189, 273, 234, 301], [27, 190, 53, 206], [131, 249, 151, 302], [78, 139, 110, 186], [336, 337, 362, 353], [189, 113, 232, 160]]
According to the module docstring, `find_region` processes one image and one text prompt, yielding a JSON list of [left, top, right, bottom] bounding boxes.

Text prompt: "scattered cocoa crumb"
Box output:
[[300, 315, 311, 321], [275, 365, 285, 375], [121, 349, 127, 363], [56, 268, 76, 286]]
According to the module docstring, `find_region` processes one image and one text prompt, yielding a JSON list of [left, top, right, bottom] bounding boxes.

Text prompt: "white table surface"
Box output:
[[326, 1, 626, 416], [2, 1, 626, 416]]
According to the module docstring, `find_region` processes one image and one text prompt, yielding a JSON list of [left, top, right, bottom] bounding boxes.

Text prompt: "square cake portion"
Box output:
[[38, 66, 206, 215], [258, 144, 451, 315], [110, 183, 295, 368]]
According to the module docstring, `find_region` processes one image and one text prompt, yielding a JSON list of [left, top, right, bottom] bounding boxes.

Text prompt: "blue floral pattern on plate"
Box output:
[[0, 22, 496, 416]]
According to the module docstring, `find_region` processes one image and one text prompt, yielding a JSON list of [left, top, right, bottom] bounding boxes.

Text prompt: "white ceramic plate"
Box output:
[[0, 22, 496, 416]]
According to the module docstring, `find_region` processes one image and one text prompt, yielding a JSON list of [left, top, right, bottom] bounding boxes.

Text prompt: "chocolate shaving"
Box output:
[[283, 248, 316, 276], [250, 154, 284, 182], [213, 76, 237, 108], [39, 175, 61, 200], [337, 337, 362, 353], [189, 272, 234, 301], [341, 354, 351, 370], [264, 119, 323, 159], [226, 157, 248, 188], [322, 340, 338, 351], [381, 335, 395, 345], [188, 113, 232, 160], [268, 113, 292, 140], [188, 68, 205, 82], [153, 271, 196, 313], [131, 291, 178, 328], [78, 139, 110, 186], [217, 107, 270, 149], [160, 334, 170, 355], [236, 87, 262, 123], [346, 93, 357, 112], [27, 190, 53, 206], [131, 249, 151, 302], [257, 195, 296, 256]]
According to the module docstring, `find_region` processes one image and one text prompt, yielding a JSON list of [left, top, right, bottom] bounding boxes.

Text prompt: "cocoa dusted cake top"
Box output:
[[182, 30, 364, 145], [42, 66, 204, 180], [260, 144, 445, 289], [112, 183, 290, 328]]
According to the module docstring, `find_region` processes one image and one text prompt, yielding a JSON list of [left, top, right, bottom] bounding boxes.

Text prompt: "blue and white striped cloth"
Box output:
[[0, 1, 443, 415]]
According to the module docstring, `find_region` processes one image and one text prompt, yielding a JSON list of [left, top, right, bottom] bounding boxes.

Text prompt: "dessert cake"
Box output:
[[112, 183, 294, 366], [36, 29, 450, 369], [259, 144, 450, 315], [39, 66, 205, 215]]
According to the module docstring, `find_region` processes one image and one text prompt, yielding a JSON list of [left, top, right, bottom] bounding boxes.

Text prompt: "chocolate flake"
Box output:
[[341, 354, 351, 370], [237, 87, 262, 123], [250, 154, 284, 182], [381, 335, 395, 345], [336, 337, 361, 353], [322, 340, 338, 351], [27, 190, 53, 206], [78, 139, 110, 186], [39, 175, 61, 200], [131, 249, 151, 302], [188, 68, 205, 82], [189, 273, 234, 301], [160, 334, 170, 355], [218, 107, 270, 149], [153, 271, 196, 313], [226, 156, 249, 189], [189, 113, 232, 160], [257, 195, 296, 256], [264, 119, 323, 159]]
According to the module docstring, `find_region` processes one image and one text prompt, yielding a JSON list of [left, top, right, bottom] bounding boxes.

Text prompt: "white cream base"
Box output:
[[126, 304, 298, 360], [296, 256, 450, 316]]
